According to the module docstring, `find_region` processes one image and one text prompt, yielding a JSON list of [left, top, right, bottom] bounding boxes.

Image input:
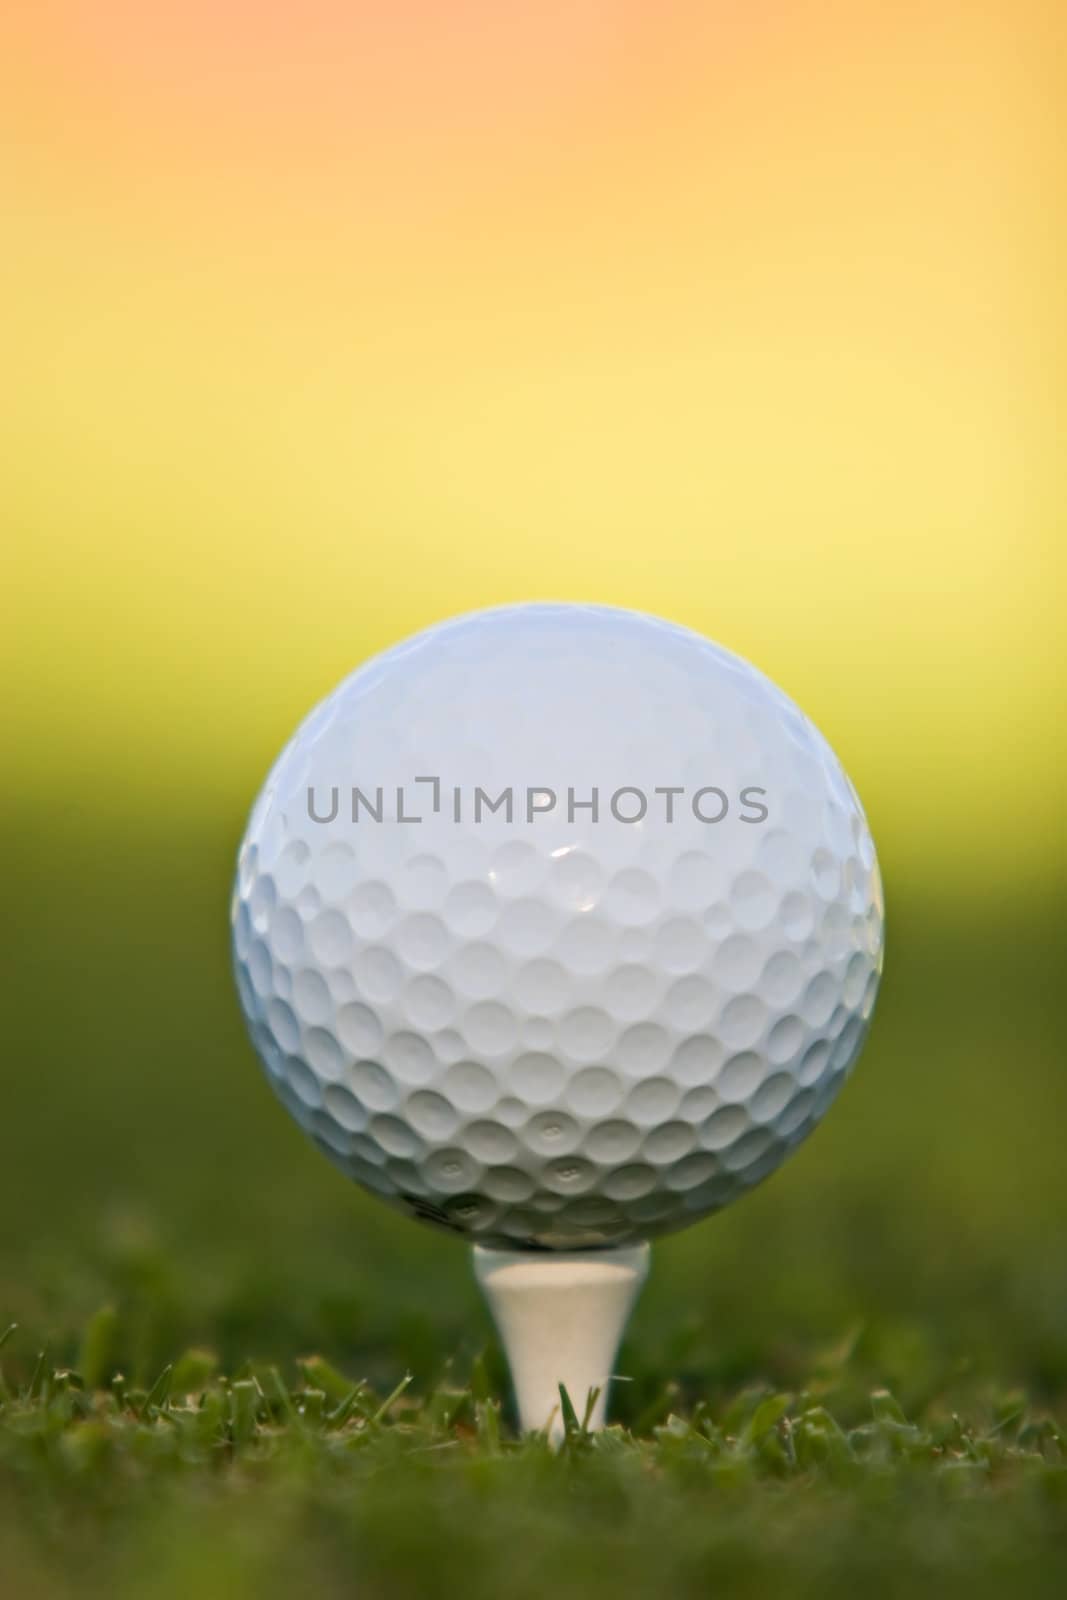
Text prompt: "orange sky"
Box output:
[[4, 2, 1062, 892]]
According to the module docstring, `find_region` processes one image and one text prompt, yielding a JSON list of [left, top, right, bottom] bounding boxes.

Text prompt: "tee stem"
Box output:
[[472, 1242, 650, 1444]]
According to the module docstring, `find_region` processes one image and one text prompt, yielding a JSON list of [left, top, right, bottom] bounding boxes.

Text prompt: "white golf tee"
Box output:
[[473, 1243, 650, 1444]]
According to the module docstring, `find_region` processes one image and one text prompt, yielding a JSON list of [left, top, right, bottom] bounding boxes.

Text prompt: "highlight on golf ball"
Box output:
[[231, 604, 884, 1250]]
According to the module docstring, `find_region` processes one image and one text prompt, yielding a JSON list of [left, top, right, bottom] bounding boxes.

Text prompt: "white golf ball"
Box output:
[[232, 604, 883, 1249]]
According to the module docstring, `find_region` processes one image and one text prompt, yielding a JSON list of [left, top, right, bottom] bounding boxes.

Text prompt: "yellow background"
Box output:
[[4, 2, 1062, 894]]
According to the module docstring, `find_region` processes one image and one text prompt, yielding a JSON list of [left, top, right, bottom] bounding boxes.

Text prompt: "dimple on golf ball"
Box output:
[[231, 604, 883, 1249]]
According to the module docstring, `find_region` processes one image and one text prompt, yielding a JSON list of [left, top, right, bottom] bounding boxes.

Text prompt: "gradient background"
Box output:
[[3, 0, 1064, 1427]]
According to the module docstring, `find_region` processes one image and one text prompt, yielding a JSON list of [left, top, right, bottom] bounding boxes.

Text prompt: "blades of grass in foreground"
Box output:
[[0, 1323, 16, 1399], [369, 1371, 412, 1428]]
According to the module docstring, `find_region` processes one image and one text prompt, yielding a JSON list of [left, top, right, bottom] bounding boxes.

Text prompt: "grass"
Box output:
[[2, 1315, 1066, 1600], [3, 807, 1066, 1595]]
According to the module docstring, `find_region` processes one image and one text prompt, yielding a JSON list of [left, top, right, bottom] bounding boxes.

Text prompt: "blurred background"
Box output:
[[2, 1, 1063, 1413]]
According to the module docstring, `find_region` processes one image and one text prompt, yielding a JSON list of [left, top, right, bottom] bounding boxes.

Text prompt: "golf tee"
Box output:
[[472, 1243, 650, 1444]]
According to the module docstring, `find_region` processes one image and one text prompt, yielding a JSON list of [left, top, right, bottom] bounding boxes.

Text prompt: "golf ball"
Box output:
[[232, 604, 883, 1249]]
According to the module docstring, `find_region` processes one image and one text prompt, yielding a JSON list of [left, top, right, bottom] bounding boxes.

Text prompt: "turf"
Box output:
[[3, 809, 1066, 1595], [2, 1324, 1066, 1600]]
